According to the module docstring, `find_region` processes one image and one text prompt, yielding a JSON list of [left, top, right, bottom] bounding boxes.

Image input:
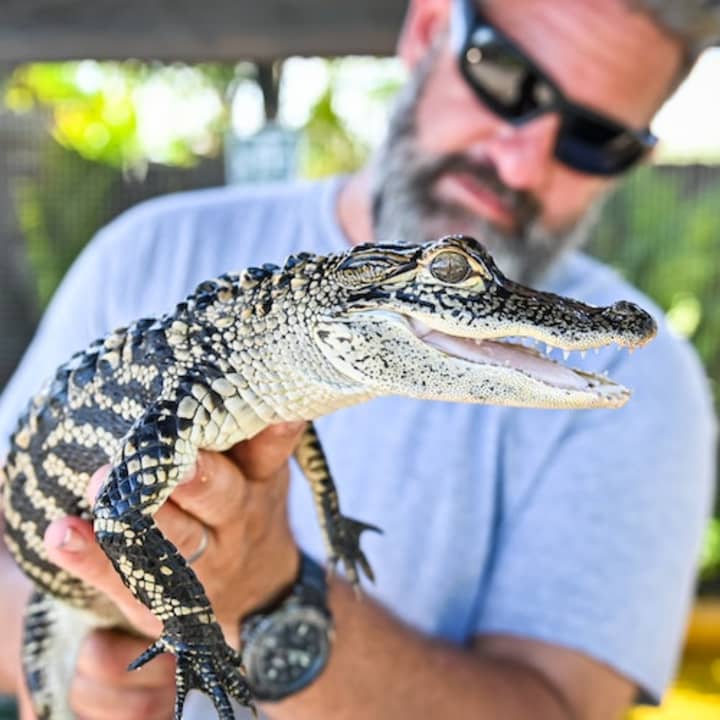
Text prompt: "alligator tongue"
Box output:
[[419, 331, 592, 391]]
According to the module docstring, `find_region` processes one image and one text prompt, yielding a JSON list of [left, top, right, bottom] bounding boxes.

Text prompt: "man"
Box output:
[[0, 0, 718, 718]]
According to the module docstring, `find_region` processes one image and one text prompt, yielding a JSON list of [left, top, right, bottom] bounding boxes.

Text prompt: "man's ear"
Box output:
[[397, 0, 452, 68]]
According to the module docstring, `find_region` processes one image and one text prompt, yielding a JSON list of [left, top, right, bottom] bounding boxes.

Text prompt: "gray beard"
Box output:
[[369, 47, 604, 285]]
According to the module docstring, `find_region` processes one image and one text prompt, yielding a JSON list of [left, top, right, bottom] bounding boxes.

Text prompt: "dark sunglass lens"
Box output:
[[557, 113, 647, 175], [464, 32, 558, 119], [465, 37, 527, 112]]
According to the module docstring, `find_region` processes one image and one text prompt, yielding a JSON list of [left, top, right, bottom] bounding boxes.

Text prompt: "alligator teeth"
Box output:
[[408, 318, 621, 369]]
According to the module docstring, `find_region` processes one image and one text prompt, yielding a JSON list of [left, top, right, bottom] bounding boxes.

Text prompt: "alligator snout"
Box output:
[[601, 301, 657, 346]]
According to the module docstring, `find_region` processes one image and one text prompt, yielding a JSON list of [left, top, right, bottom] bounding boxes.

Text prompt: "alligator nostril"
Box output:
[[610, 300, 641, 316]]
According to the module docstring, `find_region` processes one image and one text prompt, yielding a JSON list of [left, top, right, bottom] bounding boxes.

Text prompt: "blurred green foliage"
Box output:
[[297, 56, 403, 178], [3, 61, 240, 312], [299, 87, 368, 178], [16, 141, 117, 308], [702, 519, 720, 586], [7, 62, 143, 167], [5, 62, 234, 169]]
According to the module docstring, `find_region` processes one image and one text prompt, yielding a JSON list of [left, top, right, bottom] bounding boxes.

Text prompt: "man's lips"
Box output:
[[435, 172, 516, 230]]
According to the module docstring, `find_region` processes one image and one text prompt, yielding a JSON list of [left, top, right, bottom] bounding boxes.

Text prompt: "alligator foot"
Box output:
[[130, 631, 255, 720], [328, 515, 382, 590]]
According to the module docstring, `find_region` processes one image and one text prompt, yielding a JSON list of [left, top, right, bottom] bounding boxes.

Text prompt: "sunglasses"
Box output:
[[450, 0, 657, 176]]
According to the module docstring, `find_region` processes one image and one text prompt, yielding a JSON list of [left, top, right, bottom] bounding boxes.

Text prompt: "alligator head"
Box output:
[[310, 235, 657, 409]]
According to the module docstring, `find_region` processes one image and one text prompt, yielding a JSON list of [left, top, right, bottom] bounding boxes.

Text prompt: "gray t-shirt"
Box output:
[[0, 177, 716, 705]]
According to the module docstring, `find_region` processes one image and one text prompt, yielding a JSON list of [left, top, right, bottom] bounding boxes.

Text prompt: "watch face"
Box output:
[[243, 605, 332, 701]]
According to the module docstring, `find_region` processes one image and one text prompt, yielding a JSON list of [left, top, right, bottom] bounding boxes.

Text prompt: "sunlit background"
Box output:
[[654, 49, 720, 162], [0, 47, 719, 720]]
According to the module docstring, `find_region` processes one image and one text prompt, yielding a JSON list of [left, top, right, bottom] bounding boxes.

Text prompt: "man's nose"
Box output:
[[484, 114, 561, 192]]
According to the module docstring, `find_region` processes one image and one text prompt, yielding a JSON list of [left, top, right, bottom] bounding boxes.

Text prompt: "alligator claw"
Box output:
[[128, 639, 166, 671], [328, 515, 382, 589], [130, 631, 255, 720]]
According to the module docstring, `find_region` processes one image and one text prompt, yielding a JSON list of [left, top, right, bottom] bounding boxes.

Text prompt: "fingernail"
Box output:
[[58, 527, 87, 553]]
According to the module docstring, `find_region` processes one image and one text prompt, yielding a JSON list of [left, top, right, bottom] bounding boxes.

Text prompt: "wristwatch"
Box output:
[[240, 552, 334, 701]]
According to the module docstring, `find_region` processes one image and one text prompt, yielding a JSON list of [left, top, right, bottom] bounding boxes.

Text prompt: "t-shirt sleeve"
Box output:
[[474, 329, 717, 702]]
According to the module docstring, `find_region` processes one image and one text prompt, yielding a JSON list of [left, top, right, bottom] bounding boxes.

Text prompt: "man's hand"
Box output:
[[33, 421, 306, 720]]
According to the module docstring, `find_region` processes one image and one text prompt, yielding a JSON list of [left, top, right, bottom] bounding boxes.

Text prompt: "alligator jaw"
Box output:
[[407, 317, 629, 401]]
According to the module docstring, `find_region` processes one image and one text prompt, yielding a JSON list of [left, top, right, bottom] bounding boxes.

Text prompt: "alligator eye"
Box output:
[[429, 252, 471, 284]]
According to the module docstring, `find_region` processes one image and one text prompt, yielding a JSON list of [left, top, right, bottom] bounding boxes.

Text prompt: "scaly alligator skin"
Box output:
[[1, 235, 656, 719]]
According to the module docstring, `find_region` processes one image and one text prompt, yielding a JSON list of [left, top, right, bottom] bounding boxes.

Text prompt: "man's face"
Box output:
[[371, 0, 683, 282]]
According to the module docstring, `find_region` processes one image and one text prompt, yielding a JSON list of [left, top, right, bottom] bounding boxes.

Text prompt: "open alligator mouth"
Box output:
[[408, 317, 625, 397]]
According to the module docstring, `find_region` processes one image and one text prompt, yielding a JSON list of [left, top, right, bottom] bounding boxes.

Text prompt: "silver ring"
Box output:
[[187, 524, 210, 565]]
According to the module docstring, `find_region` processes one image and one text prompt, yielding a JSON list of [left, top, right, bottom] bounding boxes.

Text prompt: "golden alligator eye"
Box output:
[[429, 251, 471, 284]]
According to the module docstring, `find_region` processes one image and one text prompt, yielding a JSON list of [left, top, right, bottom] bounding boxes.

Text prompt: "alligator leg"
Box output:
[[22, 590, 96, 720], [92, 399, 254, 720], [23, 590, 58, 720], [294, 423, 382, 588]]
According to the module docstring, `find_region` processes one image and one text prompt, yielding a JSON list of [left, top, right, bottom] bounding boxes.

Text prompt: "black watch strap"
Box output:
[[287, 552, 328, 608]]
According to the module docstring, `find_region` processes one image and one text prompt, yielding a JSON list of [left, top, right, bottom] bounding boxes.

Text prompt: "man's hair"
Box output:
[[631, 0, 720, 77]]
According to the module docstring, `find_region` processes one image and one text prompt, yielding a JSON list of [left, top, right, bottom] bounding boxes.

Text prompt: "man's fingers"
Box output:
[[75, 630, 175, 689], [85, 421, 306, 530], [85, 465, 212, 561], [43, 517, 161, 638], [70, 672, 174, 720], [228, 421, 306, 481]]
